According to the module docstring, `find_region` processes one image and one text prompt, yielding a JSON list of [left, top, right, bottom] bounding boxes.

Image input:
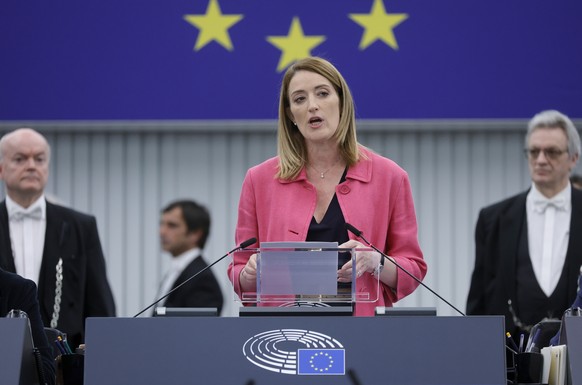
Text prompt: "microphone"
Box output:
[[134, 237, 257, 318], [345, 223, 465, 316]]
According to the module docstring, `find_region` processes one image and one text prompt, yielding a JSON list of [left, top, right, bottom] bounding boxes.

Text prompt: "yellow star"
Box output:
[[349, 0, 408, 50], [266, 17, 326, 72], [183, 0, 243, 51]]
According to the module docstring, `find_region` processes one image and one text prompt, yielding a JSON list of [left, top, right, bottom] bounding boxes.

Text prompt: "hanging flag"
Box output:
[[1, 0, 581, 120]]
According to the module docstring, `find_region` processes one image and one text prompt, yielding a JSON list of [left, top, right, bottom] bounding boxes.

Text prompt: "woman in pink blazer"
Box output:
[[228, 57, 427, 316]]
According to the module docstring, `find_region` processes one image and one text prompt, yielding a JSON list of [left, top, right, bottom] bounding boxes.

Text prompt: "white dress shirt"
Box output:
[[156, 247, 201, 305], [526, 183, 571, 297], [6, 195, 47, 285]]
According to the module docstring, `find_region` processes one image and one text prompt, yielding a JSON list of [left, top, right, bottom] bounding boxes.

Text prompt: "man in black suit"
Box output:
[[0, 128, 115, 349], [155, 200, 223, 314], [467, 110, 582, 339], [1, 267, 56, 385]]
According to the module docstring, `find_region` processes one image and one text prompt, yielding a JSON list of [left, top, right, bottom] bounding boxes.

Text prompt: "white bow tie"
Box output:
[[9, 206, 43, 221], [533, 197, 567, 213]]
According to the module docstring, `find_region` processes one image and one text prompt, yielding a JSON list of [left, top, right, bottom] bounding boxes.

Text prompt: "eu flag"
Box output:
[[297, 349, 345, 375], [1, 0, 581, 119]]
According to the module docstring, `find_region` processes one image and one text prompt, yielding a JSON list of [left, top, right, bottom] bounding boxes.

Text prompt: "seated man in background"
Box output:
[[1, 267, 56, 385], [155, 200, 223, 314]]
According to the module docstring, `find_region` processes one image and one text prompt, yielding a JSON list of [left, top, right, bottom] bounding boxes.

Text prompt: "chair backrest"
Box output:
[[527, 319, 562, 351], [44, 327, 67, 359]]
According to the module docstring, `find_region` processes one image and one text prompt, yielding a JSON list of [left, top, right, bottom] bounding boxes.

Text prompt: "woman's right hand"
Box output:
[[240, 253, 257, 291]]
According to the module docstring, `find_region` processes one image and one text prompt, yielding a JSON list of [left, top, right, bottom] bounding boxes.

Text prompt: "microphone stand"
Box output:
[[134, 237, 256, 318], [345, 223, 465, 316]]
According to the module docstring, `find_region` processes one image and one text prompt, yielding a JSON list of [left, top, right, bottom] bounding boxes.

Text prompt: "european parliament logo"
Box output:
[[242, 329, 346, 376]]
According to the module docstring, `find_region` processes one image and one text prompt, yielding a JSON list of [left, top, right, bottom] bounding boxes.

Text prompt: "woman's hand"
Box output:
[[337, 239, 382, 282], [240, 253, 258, 291]]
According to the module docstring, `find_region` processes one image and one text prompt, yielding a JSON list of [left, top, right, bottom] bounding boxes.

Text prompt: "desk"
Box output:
[[85, 316, 505, 385]]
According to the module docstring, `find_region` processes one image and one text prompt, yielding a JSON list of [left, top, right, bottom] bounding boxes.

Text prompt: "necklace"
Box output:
[[309, 159, 341, 179]]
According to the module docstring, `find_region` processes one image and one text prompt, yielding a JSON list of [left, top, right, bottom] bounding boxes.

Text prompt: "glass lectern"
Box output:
[[231, 242, 380, 308]]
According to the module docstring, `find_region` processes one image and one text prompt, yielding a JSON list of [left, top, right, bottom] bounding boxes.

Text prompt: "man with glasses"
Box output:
[[467, 110, 582, 341]]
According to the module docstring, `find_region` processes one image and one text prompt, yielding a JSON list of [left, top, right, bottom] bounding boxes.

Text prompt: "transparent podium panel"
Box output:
[[231, 243, 380, 307]]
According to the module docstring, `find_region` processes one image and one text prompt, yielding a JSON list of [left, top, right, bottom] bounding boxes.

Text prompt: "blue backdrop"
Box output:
[[1, 0, 581, 120]]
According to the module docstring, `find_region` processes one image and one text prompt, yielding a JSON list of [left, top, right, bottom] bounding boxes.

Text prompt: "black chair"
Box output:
[[526, 319, 562, 351], [44, 327, 67, 359]]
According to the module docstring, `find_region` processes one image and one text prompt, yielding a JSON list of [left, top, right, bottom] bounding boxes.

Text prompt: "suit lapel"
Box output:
[[167, 257, 204, 303], [498, 192, 528, 303], [171, 258, 201, 290]]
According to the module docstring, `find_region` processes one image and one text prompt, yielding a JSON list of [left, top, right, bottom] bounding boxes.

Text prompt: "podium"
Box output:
[[0, 318, 40, 385], [84, 316, 506, 385]]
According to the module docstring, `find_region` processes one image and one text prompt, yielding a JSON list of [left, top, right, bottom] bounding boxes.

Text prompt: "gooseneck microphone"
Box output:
[[134, 237, 257, 318], [345, 223, 465, 316]]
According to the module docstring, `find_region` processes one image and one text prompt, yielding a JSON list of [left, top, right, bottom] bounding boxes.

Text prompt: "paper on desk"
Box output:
[[545, 345, 567, 385], [541, 347, 551, 384]]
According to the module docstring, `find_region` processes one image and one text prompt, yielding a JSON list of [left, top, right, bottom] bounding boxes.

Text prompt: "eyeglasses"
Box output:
[[523, 147, 569, 160]]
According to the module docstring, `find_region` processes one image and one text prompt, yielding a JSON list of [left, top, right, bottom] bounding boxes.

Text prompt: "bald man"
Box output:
[[0, 128, 115, 349]]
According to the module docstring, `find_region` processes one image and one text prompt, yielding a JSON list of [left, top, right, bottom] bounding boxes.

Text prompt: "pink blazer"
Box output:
[[228, 146, 427, 316]]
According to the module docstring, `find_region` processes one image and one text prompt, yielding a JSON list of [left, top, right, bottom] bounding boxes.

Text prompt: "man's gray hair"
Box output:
[[525, 110, 581, 158]]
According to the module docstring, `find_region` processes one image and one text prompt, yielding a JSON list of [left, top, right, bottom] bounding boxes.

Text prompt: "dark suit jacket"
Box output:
[[467, 187, 582, 333], [163, 255, 224, 315], [0, 200, 116, 348], [0, 268, 56, 385]]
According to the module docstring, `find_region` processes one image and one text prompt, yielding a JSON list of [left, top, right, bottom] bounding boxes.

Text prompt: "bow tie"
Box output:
[[533, 197, 567, 213], [9, 206, 43, 221]]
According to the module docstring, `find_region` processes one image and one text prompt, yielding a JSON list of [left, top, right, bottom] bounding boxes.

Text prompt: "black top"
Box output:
[[306, 192, 349, 245], [306, 169, 351, 298], [306, 168, 349, 245]]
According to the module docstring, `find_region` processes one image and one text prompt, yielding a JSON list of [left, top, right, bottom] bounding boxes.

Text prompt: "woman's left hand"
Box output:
[[337, 239, 382, 282]]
